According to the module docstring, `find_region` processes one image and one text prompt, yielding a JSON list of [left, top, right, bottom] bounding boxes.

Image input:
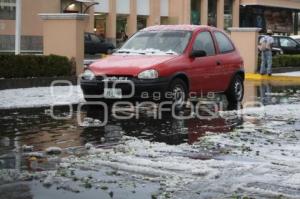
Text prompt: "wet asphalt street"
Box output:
[[0, 80, 300, 199]]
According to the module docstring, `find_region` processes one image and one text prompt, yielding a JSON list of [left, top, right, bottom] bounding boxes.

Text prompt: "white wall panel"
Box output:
[[160, 0, 169, 16], [94, 0, 109, 13], [137, 0, 150, 15], [116, 0, 130, 14]]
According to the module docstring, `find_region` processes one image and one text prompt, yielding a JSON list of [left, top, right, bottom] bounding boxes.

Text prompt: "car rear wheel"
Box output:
[[168, 78, 188, 110], [226, 75, 244, 103]]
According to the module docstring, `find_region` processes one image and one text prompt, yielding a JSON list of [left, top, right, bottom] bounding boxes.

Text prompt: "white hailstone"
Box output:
[[22, 145, 34, 152], [45, 147, 62, 155], [85, 143, 94, 150]]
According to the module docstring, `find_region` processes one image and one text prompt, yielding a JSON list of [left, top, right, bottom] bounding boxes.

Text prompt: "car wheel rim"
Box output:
[[234, 80, 243, 101], [173, 85, 185, 105]]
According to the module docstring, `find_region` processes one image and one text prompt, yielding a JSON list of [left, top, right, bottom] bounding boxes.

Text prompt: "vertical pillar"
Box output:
[[201, 0, 208, 25], [148, 0, 161, 26], [229, 28, 261, 73], [232, 0, 240, 27], [183, 0, 191, 24], [40, 14, 89, 76], [217, 0, 224, 29], [15, 0, 22, 55], [85, 4, 95, 33], [128, 0, 137, 36], [107, 0, 117, 45]]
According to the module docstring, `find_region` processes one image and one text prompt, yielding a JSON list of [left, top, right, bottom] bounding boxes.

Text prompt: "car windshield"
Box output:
[[117, 30, 192, 55]]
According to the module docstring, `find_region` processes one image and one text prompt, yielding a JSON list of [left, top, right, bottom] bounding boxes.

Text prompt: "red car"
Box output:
[[81, 25, 244, 105]]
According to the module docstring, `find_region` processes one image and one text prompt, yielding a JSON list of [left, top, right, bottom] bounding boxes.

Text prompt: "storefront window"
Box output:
[[0, 0, 16, 20], [191, 0, 201, 25], [94, 14, 106, 38], [224, 0, 233, 30], [137, 16, 147, 30], [161, 17, 169, 25], [240, 6, 293, 34], [208, 0, 217, 27], [116, 15, 128, 47]]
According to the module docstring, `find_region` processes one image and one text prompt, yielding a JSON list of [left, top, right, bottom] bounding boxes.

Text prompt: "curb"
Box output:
[[246, 73, 300, 82]]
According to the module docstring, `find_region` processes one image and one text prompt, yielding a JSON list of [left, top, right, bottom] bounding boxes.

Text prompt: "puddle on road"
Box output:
[[0, 81, 300, 198], [0, 82, 300, 167]]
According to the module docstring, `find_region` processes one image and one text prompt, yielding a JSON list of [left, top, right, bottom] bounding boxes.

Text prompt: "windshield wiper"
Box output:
[[116, 50, 130, 54], [166, 52, 176, 55], [117, 50, 145, 55]]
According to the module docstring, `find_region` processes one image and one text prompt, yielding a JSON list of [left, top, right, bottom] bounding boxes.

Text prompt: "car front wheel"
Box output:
[[226, 75, 244, 103], [168, 78, 188, 110]]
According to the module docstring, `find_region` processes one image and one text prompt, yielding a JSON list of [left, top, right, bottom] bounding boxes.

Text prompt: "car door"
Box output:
[[188, 30, 219, 94], [212, 31, 237, 91], [279, 37, 300, 54]]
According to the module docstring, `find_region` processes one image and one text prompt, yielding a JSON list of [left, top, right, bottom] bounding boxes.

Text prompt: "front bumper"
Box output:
[[80, 76, 170, 101]]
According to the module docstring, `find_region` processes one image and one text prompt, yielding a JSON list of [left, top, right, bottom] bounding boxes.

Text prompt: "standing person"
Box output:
[[121, 30, 128, 42], [259, 29, 274, 76]]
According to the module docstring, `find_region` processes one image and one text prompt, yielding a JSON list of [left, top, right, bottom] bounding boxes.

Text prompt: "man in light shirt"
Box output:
[[259, 29, 274, 76]]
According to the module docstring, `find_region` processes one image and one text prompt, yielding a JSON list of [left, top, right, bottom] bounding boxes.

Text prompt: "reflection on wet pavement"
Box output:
[[0, 80, 300, 198]]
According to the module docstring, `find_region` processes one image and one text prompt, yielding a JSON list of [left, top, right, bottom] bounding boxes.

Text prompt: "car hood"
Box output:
[[89, 55, 177, 76]]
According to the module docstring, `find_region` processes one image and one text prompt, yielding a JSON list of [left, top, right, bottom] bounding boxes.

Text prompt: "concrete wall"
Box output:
[[229, 27, 261, 74], [41, 14, 88, 75]]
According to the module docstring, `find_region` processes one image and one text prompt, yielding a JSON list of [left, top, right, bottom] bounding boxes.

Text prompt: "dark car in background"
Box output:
[[84, 32, 115, 55], [271, 35, 300, 54]]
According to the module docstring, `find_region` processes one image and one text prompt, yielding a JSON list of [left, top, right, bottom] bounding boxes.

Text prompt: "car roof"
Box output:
[[290, 35, 300, 39], [141, 25, 214, 32]]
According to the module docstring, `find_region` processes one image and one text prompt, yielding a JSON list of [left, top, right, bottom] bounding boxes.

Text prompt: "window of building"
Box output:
[[193, 31, 216, 56], [208, 0, 217, 27], [137, 16, 147, 30], [161, 17, 169, 25], [116, 15, 128, 47], [191, 0, 201, 25], [94, 14, 107, 38], [224, 0, 233, 30], [0, 0, 16, 20], [214, 31, 234, 53]]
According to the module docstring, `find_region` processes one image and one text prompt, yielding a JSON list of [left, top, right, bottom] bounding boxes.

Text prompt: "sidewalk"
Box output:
[[246, 71, 300, 82]]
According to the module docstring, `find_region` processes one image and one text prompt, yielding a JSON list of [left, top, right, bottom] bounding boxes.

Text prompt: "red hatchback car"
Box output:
[[81, 25, 244, 105]]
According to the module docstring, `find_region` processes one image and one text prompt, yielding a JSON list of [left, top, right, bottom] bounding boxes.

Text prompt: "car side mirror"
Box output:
[[190, 50, 207, 58]]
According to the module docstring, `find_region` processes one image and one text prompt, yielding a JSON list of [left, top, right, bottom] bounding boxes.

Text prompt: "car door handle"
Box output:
[[216, 61, 222, 66]]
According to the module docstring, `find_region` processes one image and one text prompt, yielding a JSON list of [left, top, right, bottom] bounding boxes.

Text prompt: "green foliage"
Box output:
[[0, 54, 74, 78], [258, 54, 300, 68]]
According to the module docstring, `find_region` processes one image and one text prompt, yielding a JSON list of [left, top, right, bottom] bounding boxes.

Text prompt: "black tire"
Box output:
[[225, 75, 244, 103], [106, 48, 114, 55], [167, 78, 188, 110]]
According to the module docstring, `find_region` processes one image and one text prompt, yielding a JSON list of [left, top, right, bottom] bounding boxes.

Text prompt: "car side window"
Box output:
[[192, 31, 216, 56], [90, 34, 100, 42], [280, 38, 297, 47], [84, 34, 90, 41], [214, 31, 234, 53], [273, 37, 280, 47]]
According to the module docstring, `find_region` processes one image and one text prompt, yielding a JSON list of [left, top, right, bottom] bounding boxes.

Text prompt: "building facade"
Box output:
[[1, 0, 300, 52]]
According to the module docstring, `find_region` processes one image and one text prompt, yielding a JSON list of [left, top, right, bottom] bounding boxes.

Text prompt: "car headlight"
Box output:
[[82, 69, 95, 80], [138, 69, 159, 79]]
